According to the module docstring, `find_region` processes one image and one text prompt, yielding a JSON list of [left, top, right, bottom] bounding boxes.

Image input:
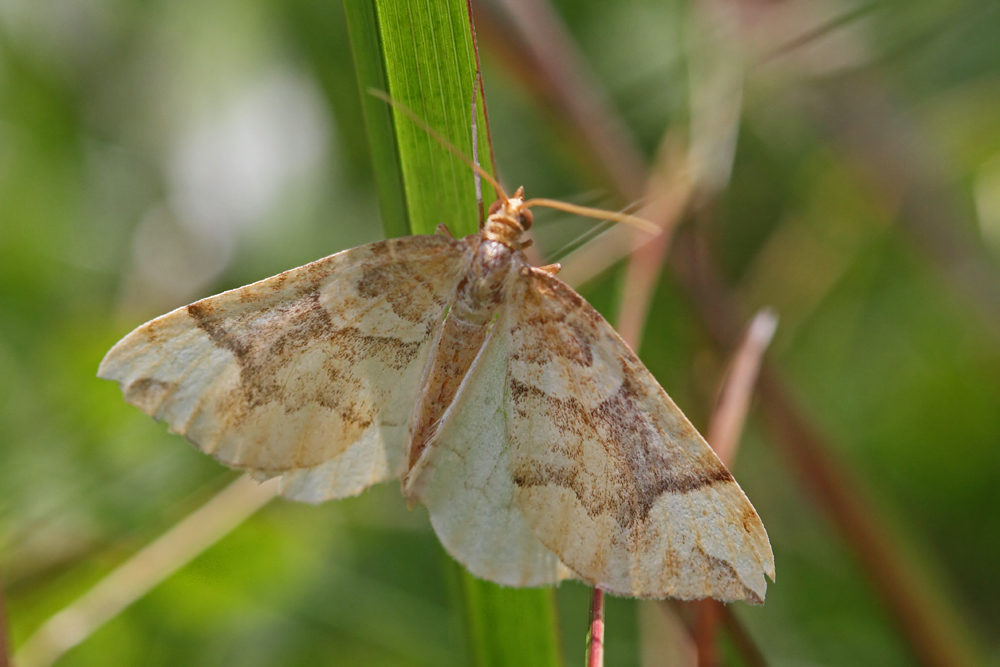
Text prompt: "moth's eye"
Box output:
[[518, 208, 533, 230], [488, 200, 503, 216]]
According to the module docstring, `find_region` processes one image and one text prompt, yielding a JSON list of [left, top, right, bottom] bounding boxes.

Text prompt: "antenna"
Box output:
[[369, 89, 659, 236], [523, 198, 660, 235], [368, 88, 510, 203]]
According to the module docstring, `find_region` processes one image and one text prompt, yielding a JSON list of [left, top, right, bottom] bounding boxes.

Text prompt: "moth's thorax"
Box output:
[[452, 238, 516, 324], [483, 217, 522, 248], [482, 193, 531, 250]]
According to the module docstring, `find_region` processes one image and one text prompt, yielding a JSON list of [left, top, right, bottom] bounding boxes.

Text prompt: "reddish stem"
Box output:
[[694, 600, 722, 667], [587, 587, 605, 667]]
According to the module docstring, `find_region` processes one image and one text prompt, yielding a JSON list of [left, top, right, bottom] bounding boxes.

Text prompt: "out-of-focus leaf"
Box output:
[[460, 574, 561, 667]]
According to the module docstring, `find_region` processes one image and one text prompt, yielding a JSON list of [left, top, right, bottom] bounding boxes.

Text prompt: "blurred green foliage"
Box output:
[[2, 0, 1000, 665]]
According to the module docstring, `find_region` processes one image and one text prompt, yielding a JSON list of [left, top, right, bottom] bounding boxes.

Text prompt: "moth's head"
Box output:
[[487, 186, 533, 231], [484, 186, 533, 248], [483, 186, 657, 251]]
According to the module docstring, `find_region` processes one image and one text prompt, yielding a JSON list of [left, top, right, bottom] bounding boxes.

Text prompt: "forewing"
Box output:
[[405, 316, 572, 587], [99, 235, 473, 500], [505, 269, 775, 602]]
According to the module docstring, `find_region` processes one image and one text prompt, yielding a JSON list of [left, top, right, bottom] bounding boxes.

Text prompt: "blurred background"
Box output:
[[2, 0, 1000, 665]]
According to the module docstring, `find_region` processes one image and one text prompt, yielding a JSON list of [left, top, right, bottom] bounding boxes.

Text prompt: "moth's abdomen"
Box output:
[[406, 314, 491, 473], [405, 238, 514, 478]]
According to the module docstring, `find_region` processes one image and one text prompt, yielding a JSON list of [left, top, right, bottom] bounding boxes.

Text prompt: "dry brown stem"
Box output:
[[16, 476, 278, 667], [694, 308, 777, 667], [707, 309, 778, 466], [614, 140, 694, 347], [671, 228, 979, 667]]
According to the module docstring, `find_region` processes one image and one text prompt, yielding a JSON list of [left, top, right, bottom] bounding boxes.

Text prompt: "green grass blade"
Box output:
[[459, 572, 562, 667], [343, 1, 561, 665], [345, 0, 496, 237], [376, 0, 476, 235], [343, 0, 409, 239]]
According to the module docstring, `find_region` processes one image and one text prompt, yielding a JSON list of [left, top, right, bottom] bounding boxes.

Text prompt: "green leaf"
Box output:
[[345, 0, 495, 238], [458, 571, 562, 667], [342, 0, 409, 239], [343, 1, 561, 665]]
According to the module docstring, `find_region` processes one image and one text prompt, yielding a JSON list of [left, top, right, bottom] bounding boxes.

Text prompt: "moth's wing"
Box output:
[[405, 316, 573, 587], [505, 269, 775, 603], [99, 235, 474, 502]]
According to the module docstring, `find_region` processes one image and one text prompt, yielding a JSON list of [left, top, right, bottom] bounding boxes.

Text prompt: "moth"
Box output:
[[99, 188, 774, 603]]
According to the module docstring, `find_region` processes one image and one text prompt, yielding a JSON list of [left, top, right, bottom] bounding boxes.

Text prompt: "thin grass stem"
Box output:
[[587, 588, 605, 667], [15, 476, 278, 667]]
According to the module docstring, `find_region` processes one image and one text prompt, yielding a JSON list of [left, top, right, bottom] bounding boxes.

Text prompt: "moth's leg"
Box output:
[[436, 223, 454, 238], [536, 263, 561, 275]]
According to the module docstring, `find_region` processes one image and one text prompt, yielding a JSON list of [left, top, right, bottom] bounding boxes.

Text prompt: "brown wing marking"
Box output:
[[504, 268, 774, 602], [99, 235, 474, 488]]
